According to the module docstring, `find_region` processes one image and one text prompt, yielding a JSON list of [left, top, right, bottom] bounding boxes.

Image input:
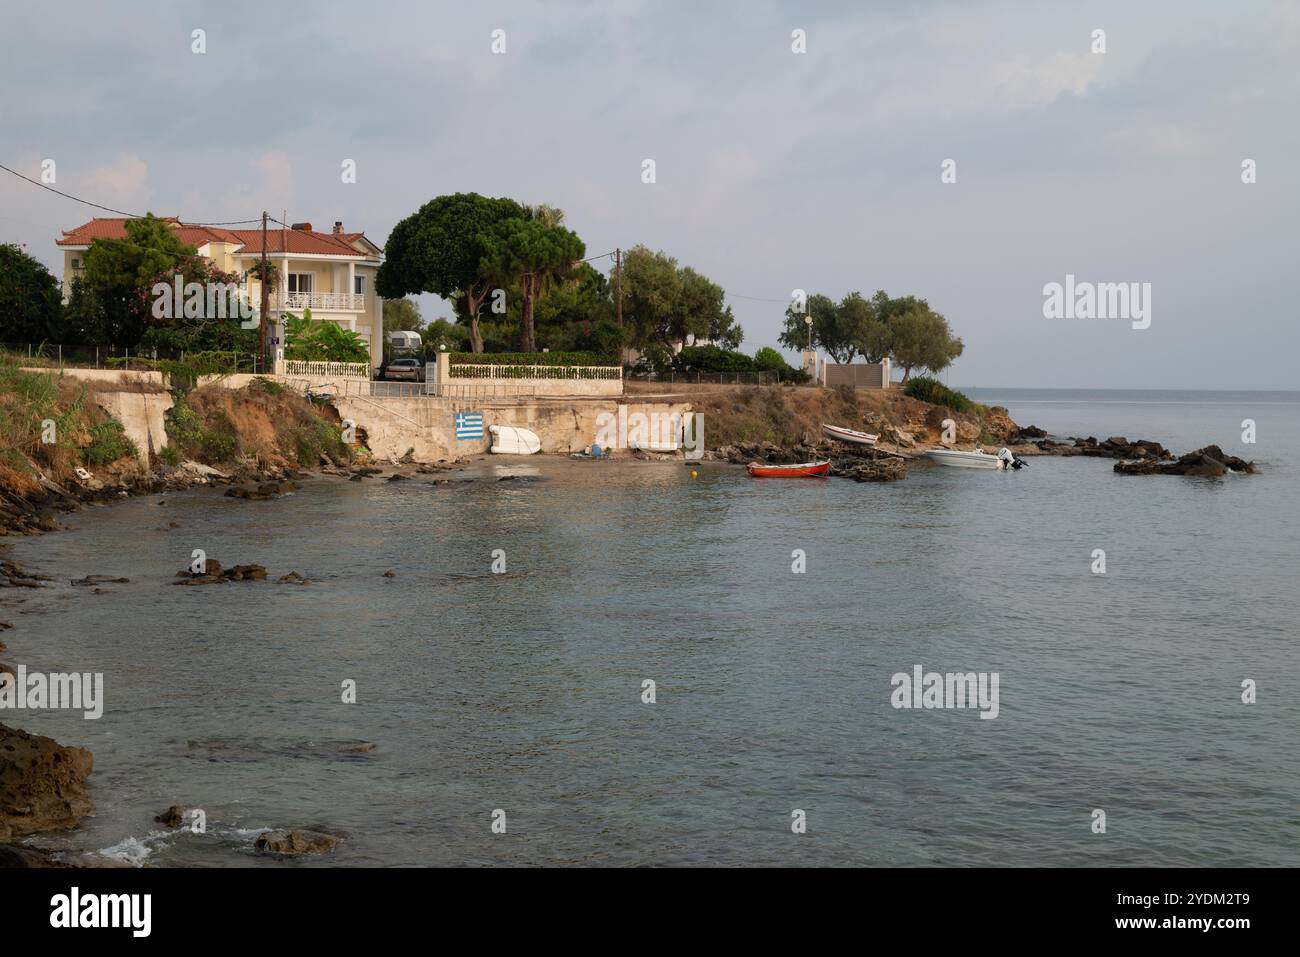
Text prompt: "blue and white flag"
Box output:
[[455, 412, 485, 439]]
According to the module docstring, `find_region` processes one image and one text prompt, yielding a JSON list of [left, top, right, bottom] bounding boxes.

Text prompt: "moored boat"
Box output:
[[747, 460, 831, 478], [925, 447, 1024, 470]]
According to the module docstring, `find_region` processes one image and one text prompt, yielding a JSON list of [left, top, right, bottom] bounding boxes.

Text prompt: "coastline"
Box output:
[[0, 382, 1264, 867]]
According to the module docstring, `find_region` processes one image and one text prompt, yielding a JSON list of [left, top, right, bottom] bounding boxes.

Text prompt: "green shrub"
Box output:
[[198, 413, 238, 462], [83, 421, 138, 465], [674, 345, 755, 373], [165, 393, 236, 463], [903, 376, 975, 413], [284, 416, 346, 467], [160, 445, 183, 466], [249, 376, 284, 396]]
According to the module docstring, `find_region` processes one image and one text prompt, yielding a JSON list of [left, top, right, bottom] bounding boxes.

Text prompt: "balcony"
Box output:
[[277, 291, 365, 312]]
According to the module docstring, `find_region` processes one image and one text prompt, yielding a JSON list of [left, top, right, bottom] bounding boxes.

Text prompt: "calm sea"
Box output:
[[6, 389, 1299, 866]]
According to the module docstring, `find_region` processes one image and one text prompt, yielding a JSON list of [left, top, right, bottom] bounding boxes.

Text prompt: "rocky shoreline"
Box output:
[[708, 429, 1256, 482]]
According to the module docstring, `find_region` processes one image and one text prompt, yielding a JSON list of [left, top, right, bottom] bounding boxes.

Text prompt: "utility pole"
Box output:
[[258, 212, 270, 371], [615, 248, 623, 327]]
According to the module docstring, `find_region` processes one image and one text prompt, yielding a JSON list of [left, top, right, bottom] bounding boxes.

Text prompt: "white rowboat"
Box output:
[[489, 425, 541, 455], [822, 423, 879, 446]]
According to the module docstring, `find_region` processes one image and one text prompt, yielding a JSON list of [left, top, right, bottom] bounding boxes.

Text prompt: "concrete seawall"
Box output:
[[84, 392, 174, 466], [333, 395, 693, 461], [20, 366, 172, 466]]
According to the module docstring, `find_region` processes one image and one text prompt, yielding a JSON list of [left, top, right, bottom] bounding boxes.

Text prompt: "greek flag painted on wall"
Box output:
[[455, 412, 485, 440]]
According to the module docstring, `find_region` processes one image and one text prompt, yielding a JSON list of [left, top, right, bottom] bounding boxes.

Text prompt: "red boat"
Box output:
[[747, 460, 831, 478]]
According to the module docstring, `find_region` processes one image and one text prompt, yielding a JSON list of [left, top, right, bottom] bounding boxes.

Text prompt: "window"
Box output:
[[71, 258, 82, 269], [354, 274, 366, 296], [288, 273, 314, 294]]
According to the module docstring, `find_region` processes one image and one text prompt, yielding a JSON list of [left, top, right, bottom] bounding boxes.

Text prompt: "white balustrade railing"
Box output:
[[280, 359, 371, 379], [447, 363, 622, 381], [278, 292, 366, 311]]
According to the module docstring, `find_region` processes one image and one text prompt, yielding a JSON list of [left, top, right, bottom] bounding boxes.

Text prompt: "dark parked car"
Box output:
[[379, 357, 425, 382]]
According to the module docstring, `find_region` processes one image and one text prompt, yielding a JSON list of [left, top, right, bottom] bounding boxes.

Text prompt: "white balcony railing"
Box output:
[[277, 291, 366, 312]]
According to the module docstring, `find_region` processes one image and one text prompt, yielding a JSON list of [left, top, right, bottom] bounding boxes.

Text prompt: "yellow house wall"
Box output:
[[57, 232, 381, 364]]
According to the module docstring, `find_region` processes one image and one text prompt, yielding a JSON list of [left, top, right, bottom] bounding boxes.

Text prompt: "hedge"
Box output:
[[449, 351, 616, 367]]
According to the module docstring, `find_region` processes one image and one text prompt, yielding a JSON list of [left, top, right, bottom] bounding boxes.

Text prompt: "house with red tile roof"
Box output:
[[57, 217, 385, 367]]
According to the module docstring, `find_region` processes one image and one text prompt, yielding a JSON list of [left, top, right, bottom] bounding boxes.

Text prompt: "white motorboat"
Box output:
[[925, 447, 1024, 470], [489, 425, 541, 454], [822, 423, 880, 446]]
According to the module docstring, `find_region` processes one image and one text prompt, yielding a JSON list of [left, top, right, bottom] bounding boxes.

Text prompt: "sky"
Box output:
[[1, 0, 1297, 389]]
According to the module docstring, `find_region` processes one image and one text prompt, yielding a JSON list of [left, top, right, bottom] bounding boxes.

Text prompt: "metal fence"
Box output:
[[626, 370, 783, 386], [1, 342, 266, 373], [289, 378, 547, 400]]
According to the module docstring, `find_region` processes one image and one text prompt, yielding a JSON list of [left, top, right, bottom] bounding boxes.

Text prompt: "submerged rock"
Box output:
[[173, 561, 268, 584], [224, 564, 267, 581], [155, 805, 189, 828], [0, 844, 131, 868], [71, 575, 130, 586], [1, 560, 54, 588], [225, 481, 297, 501], [254, 829, 339, 856], [844, 458, 909, 482], [0, 723, 95, 841]]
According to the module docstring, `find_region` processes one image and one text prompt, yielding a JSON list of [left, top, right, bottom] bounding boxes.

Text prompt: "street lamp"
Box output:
[[804, 314, 813, 350]]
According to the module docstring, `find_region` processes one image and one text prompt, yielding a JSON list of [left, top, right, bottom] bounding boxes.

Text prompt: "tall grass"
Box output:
[[0, 362, 88, 480]]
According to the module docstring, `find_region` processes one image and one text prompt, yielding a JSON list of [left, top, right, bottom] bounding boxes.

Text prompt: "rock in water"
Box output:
[[850, 458, 909, 482], [254, 830, 339, 855], [155, 805, 189, 828], [0, 724, 94, 840], [1115, 445, 1256, 476]]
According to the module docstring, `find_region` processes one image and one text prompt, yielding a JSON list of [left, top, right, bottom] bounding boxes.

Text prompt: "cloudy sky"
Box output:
[[2, 1, 1296, 388]]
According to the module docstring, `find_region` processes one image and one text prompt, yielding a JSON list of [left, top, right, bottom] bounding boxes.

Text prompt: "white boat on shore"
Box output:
[[489, 425, 541, 454], [822, 423, 879, 446], [925, 447, 1024, 470]]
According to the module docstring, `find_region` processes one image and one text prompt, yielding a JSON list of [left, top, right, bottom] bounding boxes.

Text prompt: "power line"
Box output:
[[3, 166, 793, 310], [730, 293, 796, 303], [0, 161, 260, 227]]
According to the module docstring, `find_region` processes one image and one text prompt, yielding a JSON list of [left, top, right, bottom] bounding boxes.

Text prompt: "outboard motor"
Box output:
[[997, 447, 1027, 470]]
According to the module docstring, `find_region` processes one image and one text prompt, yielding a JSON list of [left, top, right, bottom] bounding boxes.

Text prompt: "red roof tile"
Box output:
[[226, 228, 374, 258], [57, 217, 379, 258]]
